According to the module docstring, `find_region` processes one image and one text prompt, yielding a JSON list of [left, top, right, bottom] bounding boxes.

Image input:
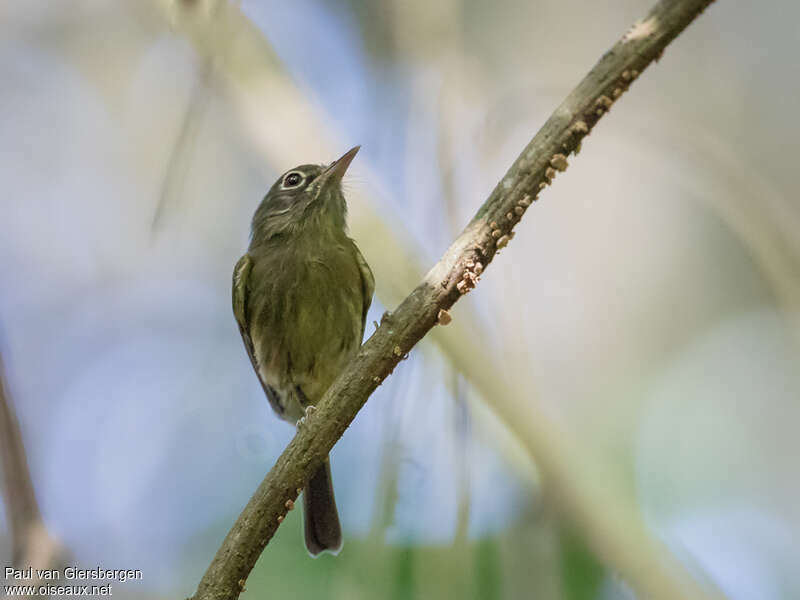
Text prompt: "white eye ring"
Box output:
[[282, 171, 304, 188]]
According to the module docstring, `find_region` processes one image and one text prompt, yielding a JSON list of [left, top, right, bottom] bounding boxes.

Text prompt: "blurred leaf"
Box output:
[[392, 547, 415, 600], [474, 537, 503, 600], [559, 526, 604, 600]]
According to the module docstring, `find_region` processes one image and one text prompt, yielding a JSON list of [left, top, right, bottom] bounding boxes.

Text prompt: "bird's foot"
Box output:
[[296, 405, 317, 429]]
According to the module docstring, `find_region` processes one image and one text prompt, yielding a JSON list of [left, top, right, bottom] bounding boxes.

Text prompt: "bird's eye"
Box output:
[[283, 172, 303, 187]]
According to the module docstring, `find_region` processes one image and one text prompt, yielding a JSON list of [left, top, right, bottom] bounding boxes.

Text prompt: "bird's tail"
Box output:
[[303, 457, 342, 556]]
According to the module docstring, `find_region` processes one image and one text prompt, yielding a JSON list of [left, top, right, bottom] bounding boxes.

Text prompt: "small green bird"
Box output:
[[232, 147, 374, 556]]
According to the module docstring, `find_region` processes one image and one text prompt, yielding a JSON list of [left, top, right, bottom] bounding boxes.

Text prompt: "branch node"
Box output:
[[573, 120, 589, 135], [550, 153, 569, 172], [595, 95, 614, 111]]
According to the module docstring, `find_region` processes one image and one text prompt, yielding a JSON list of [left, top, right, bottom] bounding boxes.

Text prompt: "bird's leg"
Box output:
[[295, 386, 316, 429], [297, 405, 317, 429]]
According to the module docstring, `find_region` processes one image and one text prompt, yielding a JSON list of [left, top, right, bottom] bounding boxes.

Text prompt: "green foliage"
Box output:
[[474, 538, 502, 600], [239, 512, 510, 600], [558, 526, 605, 600]]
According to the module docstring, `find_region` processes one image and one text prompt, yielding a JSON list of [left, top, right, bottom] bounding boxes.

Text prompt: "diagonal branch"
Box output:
[[150, 59, 212, 233], [0, 351, 64, 582], [190, 1, 719, 599], [0, 354, 41, 565]]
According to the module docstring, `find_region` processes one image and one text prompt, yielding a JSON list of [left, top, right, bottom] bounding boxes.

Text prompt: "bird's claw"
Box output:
[[296, 405, 317, 429]]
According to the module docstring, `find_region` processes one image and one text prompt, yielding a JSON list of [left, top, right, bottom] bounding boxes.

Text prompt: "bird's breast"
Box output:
[[247, 238, 364, 403]]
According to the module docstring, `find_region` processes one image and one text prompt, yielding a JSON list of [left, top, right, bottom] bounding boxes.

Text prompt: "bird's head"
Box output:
[[251, 146, 359, 240]]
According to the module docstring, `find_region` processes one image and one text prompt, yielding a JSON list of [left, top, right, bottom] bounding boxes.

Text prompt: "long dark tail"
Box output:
[[303, 457, 342, 556]]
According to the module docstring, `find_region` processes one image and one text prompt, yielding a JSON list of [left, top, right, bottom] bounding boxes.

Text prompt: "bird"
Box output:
[[232, 146, 374, 556]]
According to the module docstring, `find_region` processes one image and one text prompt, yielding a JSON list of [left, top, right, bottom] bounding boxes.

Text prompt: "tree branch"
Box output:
[[0, 351, 63, 585], [190, 1, 719, 599], [0, 354, 41, 565]]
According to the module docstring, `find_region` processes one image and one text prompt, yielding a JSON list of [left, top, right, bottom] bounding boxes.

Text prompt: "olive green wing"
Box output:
[[233, 254, 282, 411], [352, 243, 375, 339], [233, 254, 258, 371]]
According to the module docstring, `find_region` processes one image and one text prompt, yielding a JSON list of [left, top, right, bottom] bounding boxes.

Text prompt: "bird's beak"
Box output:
[[318, 146, 360, 189]]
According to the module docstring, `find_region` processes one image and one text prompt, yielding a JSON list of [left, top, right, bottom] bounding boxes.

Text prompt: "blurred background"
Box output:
[[1, 0, 799, 598]]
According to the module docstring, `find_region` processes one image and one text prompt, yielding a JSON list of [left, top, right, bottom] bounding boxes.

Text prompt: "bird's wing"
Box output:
[[352, 243, 375, 340], [233, 253, 282, 411], [232, 254, 256, 366]]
